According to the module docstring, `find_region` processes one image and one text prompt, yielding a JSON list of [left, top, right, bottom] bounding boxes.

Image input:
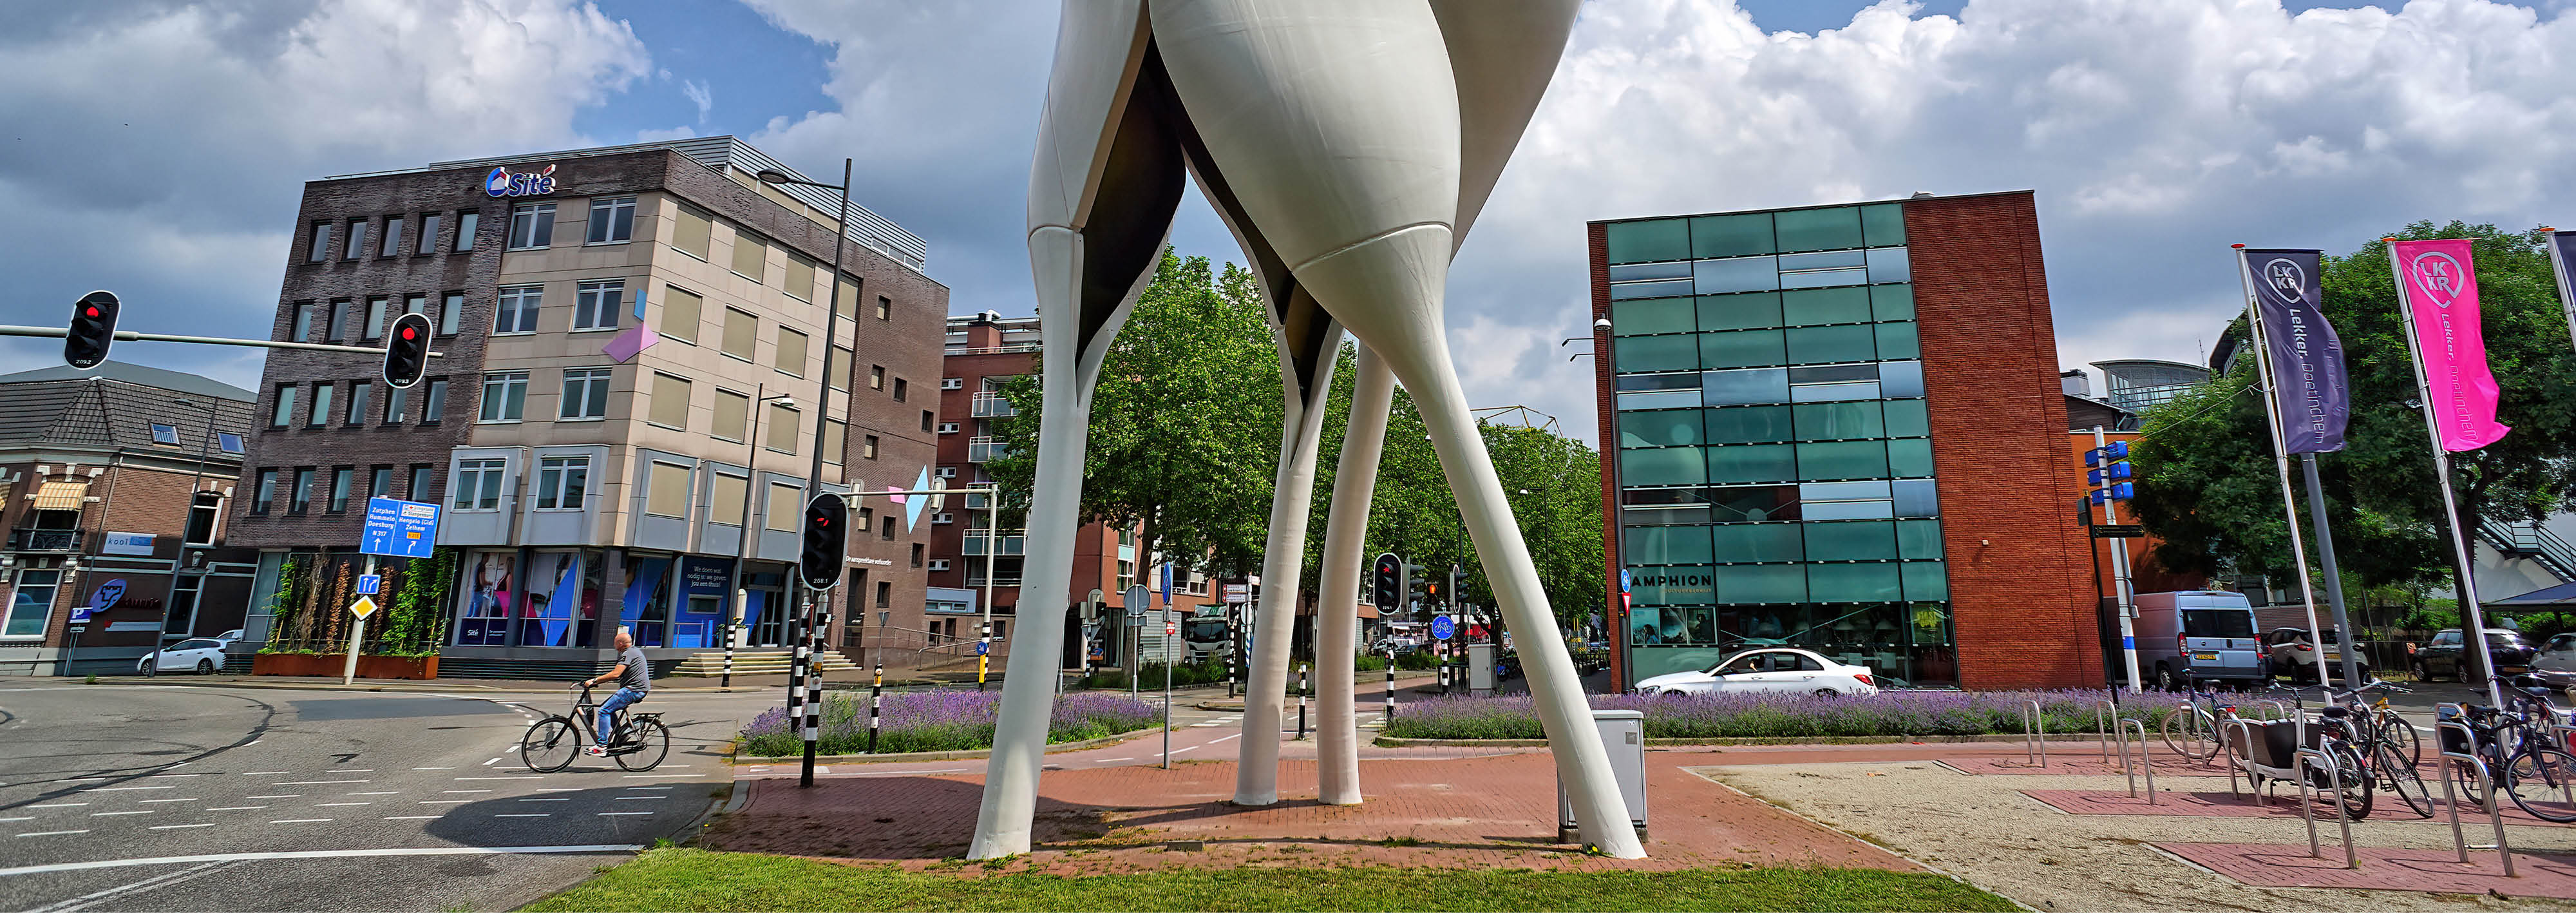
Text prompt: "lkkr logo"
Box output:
[[2263, 258, 2306, 303], [2407, 251, 2467, 309], [486, 164, 558, 198]]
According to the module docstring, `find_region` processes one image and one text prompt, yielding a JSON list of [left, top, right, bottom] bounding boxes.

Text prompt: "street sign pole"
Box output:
[[343, 555, 377, 685]]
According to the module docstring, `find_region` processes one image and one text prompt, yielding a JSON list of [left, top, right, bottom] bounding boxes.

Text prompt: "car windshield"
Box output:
[[2487, 632, 2526, 649], [2182, 610, 2256, 639]]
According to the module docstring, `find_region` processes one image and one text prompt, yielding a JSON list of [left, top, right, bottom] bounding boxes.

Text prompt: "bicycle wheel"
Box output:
[[521, 717, 579, 773], [2378, 710, 2421, 770], [2320, 742, 2372, 820], [2503, 745, 2576, 823], [614, 717, 670, 771], [2161, 708, 2218, 761], [2452, 751, 2498, 812], [2372, 741, 2434, 818]]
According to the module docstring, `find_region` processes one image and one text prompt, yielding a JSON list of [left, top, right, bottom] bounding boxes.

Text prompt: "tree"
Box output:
[[2130, 223, 2576, 597]]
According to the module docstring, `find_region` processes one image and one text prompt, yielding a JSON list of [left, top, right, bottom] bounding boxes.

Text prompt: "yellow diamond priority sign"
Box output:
[[349, 595, 379, 619]]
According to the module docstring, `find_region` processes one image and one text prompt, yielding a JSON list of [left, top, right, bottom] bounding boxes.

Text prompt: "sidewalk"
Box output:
[[60, 669, 1218, 697]]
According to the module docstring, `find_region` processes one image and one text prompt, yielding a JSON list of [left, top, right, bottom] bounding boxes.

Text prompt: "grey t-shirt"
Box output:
[[616, 646, 650, 693]]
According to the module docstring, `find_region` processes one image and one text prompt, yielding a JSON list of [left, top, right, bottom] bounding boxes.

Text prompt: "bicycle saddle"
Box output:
[[2316, 706, 2350, 718], [2521, 686, 2557, 697]]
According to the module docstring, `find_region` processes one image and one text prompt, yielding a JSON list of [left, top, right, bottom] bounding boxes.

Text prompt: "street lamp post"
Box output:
[[729, 385, 795, 691], [149, 397, 221, 677], [757, 160, 855, 735]]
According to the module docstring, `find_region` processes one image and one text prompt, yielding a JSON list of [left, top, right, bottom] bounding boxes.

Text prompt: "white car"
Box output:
[[139, 638, 231, 675], [1633, 648, 1880, 697]]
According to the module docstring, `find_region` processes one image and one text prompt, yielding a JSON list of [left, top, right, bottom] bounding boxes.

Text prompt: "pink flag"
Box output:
[[2391, 238, 2510, 451]]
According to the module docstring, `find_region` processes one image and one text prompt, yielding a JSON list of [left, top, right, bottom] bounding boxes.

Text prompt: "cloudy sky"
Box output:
[[6, 0, 2575, 442]]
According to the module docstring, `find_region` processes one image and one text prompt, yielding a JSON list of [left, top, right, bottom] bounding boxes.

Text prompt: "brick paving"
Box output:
[[2026, 787, 2576, 827], [703, 751, 1920, 875], [2157, 842, 2576, 899]]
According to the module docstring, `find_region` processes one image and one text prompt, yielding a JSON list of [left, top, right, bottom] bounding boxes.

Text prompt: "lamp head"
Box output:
[[755, 169, 797, 186], [1593, 317, 1613, 331]]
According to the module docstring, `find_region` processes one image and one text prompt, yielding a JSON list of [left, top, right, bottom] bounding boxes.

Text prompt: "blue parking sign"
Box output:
[[361, 497, 441, 559]]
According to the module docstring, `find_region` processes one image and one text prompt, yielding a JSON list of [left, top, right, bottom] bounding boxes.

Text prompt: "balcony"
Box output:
[[8, 528, 84, 553], [962, 574, 1025, 588], [969, 392, 1017, 418], [959, 529, 1027, 557], [965, 436, 1011, 463]]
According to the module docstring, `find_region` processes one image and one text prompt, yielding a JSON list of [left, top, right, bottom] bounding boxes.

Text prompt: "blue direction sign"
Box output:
[[361, 497, 441, 559], [1619, 568, 1631, 593], [1430, 615, 1455, 640], [355, 574, 382, 595]]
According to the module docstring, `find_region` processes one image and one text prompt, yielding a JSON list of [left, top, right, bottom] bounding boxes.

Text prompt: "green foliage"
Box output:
[[2130, 222, 2576, 591], [1081, 658, 1228, 690]]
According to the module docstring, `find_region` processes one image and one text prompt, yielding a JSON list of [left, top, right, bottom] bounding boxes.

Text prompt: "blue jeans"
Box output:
[[596, 687, 645, 745]]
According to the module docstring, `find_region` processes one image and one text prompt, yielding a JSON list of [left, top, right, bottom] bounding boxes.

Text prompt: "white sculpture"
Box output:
[[976, 0, 1640, 860]]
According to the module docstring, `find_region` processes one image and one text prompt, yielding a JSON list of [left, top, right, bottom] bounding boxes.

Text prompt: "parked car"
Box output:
[[2262, 627, 2373, 684], [2534, 633, 2576, 690], [2415, 628, 2538, 683], [2132, 591, 2267, 690], [1633, 648, 1879, 697], [138, 638, 230, 675]]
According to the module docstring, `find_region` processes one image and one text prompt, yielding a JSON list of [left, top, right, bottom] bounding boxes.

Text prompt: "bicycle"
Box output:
[[520, 684, 670, 773], [2316, 679, 2432, 818], [2444, 696, 2576, 823], [2160, 680, 2248, 761]]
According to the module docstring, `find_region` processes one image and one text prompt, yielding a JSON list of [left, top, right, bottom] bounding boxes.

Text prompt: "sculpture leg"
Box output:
[[1312, 342, 1393, 805], [1236, 331, 1340, 805]]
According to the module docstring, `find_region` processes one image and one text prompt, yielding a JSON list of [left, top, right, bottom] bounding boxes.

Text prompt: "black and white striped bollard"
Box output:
[[1383, 651, 1396, 723], [866, 662, 883, 754], [1296, 662, 1309, 740]]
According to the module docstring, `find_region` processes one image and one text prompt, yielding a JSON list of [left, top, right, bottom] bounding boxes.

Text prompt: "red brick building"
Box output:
[[1589, 191, 2102, 691]]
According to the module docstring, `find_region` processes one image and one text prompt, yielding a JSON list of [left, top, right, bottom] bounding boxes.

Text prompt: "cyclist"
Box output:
[[580, 627, 651, 758]]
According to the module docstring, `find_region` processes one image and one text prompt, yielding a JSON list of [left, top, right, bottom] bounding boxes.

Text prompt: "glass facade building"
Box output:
[[1599, 202, 1958, 687]]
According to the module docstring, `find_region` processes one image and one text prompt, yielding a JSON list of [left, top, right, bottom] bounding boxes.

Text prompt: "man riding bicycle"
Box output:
[[580, 628, 650, 757]]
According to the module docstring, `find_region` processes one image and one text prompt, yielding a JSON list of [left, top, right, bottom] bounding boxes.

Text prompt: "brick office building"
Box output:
[[231, 137, 947, 678], [0, 363, 260, 675], [1589, 191, 2100, 691]]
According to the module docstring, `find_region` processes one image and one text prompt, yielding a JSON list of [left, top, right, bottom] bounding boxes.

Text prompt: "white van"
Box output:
[[2131, 591, 2267, 690]]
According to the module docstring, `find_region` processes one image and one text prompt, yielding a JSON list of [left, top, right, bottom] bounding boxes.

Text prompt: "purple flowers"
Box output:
[[739, 690, 1159, 756], [1383, 689, 2190, 740]]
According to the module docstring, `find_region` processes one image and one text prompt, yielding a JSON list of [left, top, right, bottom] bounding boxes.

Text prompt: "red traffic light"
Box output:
[[401, 326, 417, 341], [84, 306, 99, 318]]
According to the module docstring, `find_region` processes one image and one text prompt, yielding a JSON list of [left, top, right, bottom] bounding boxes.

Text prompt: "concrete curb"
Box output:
[[1372, 733, 2129, 748], [732, 724, 1166, 765]]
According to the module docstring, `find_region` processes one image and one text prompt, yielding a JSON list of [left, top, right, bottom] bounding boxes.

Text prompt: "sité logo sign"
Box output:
[[485, 164, 558, 198]]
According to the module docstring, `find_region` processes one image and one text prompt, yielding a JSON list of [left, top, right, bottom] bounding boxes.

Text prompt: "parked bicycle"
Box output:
[[2161, 680, 2266, 761], [2443, 692, 2576, 823], [2319, 679, 2431, 818], [521, 684, 670, 773]]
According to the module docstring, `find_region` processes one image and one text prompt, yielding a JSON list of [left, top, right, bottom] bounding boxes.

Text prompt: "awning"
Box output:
[[31, 481, 87, 511], [2490, 581, 2576, 607]]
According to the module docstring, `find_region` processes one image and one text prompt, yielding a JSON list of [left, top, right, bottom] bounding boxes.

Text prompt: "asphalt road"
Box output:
[[0, 682, 764, 913]]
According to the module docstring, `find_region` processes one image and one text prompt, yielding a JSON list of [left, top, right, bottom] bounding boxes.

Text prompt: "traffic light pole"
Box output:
[[2091, 427, 2144, 695], [0, 324, 442, 358]]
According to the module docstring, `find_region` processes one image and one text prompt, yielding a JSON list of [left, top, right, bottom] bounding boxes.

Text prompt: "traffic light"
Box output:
[[1447, 564, 1464, 610], [1406, 562, 1434, 613], [2084, 441, 2130, 466], [798, 494, 847, 590], [2085, 461, 2134, 487], [383, 312, 432, 389], [64, 291, 119, 369], [2090, 482, 2136, 504], [1370, 552, 1403, 612]]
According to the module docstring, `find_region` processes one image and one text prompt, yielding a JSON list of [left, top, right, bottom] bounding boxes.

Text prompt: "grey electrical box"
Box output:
[[1557, 708, 1647, 843], [1467, 642, 1497, 697]]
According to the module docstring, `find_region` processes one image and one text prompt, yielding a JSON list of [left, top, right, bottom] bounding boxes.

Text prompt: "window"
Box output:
[[659, 285, 702, 343], [941, 377, 964, 390], [936, 466, 956, 478], [455, 211, 479, 251], [586, 196, 636, 244], [307, 222, 331, 263], [708, 472, 749, 523], [364, 296, 389, 340], [494, 285, 540, 334], [774, 327, 808, 376], [892, 378, 908, 402], [251, 469, 278, 514], [670, 204, 713, 260], [862, 434, 878, 460], [308, 382, 334, 427], [185, 492, 222, 545], [535, 456, 591, 509], [421, 378, 447, 424], [4, 568, 60, 639], [649, 373, 692, 429], [453, 459, 506, 510], [344, 218, 366, 260], [368, 466, 393, 498], [381, 216, 404, 257], [507, 202, 555, 249], [289, 468, 316, 513], [407, 464, 434, 501], [345, 381, 370, 425], [876, 581, 893, 608], [822, 419, 846, 465], [869, 365, 884, 390], [764, 403, 799, 454], [326, 467, 353, 512], [784, 255, 817, 302], [765, 483, 802, 532], [217, 432, 244, 455], [720, 308, 757, 361], [417, 213, 441, 255], [835, 279, 858, 320], [938, 422, 960, 434], [560, 367, 611, 419], [911, 543, 925, 568], [921, 410, 934, 432], [291, 302, 317, 342], [478, 371, 528, 422], [383, 380, 408, 425], [711, 389, 750, 441], [572, 280, 623, 330], [730, 233, 766, 282], [875, 295, 891, 320], [439, 293, 463, 336], [149, 423, 180, 446], [829, 347, 853, 392], [404, 293, 428, 320], [327, 300, 353, 341]]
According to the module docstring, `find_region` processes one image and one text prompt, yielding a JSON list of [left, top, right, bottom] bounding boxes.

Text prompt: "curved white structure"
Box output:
[[983, 0, 1638, 860]]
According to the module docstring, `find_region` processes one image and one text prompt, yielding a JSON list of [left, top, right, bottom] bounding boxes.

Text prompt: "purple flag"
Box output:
[[603, 323, 659, 363], [2242, 249, 2349, 453]]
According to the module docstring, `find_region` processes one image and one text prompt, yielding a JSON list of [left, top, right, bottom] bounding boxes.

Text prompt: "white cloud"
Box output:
[[682, 77, 714, 123]]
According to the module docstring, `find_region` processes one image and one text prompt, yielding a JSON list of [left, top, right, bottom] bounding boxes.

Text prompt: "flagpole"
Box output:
[[2545, 227, 2576, 353], [2235, 247, 2334, 688], [2385, 239, 2506, 708]]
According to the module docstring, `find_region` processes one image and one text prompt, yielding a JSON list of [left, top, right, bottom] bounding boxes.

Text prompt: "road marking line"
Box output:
[[15, 830, 90, 837], [533, 787, 582, 793], [454, 776, 542, 781], [517, 798, 569, 802], [204, 806, 267, 811], [417, 800, 473, 805], [144, 773, 205, 778], [137, 798, 198, 803], [1209, 733, 1242, 745], [333, 770, 375, 773], [28, 803, 88, 809], [56, 777, 107, 782], [482, 758, 503, 766], [240, 771, 288, 776], [597, 812, 652, 816], [87, 786, 175, 792], [382, 815, 439, 820], [243, 794, 301, 800], [0, 818, 30, 823], [147, 823, 216, 830], [268, 818, 332, 823], [91, 811, 153, 816], [346, 791, 398, 796], [0, 844, 651, 877], [411, 767, 454, 771], [493, 813, 549, 818], [621, 786, 672, 791], [270, 780, 368, 785], [611, 796, 659, 801], [316, 802, 372, 807]]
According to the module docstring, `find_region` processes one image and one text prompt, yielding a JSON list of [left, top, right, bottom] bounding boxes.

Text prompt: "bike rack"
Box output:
[[2435, 718, 2517, 878], [2118, 718, 2158, 803], [2292, 746, 2358, 869], [2223, 716, 2252, 798], [2260, 700, 2291, 722], [2097, 699, 2117, 764], [2021, 699, 2047, 768]]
